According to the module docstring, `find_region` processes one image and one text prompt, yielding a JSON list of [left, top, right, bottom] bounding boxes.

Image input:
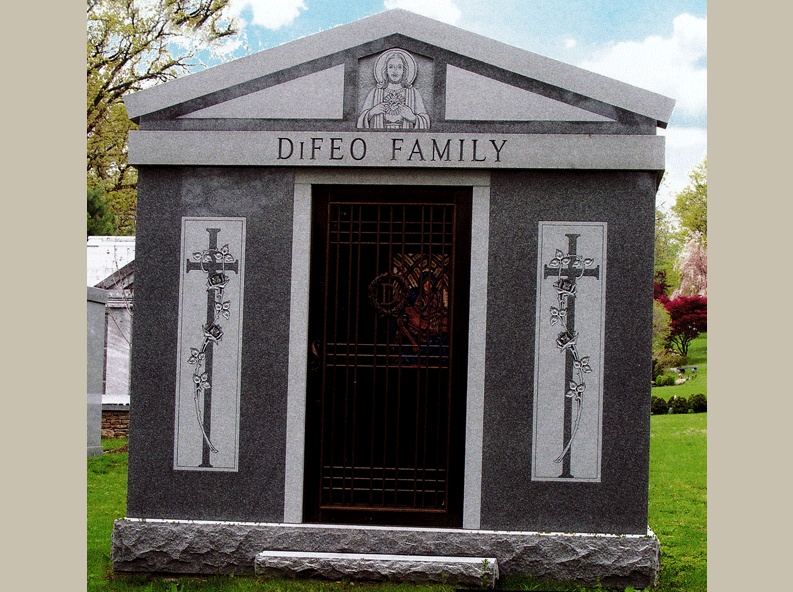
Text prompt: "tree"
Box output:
[[87, 186, 116, 236], [672, 231, 707, 298], [654, 279, 670, 304], [664, 295, 707, 357], [88, 0, 239, 234], [652, 300, 672, 353], [671, 156, 707, 241], [654, 207, 683, 297]]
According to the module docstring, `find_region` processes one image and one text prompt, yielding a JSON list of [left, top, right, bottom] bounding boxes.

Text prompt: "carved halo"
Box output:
[[373, 49, 418, 85]]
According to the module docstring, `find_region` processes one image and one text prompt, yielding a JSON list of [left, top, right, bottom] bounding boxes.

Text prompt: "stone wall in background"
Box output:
[[102, 410, 130, 438]]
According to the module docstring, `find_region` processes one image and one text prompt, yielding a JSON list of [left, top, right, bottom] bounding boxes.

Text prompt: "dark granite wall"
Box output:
[[480, 170, 657, 534], [126, 165, 657, 533], [126, 166, 295, 522]]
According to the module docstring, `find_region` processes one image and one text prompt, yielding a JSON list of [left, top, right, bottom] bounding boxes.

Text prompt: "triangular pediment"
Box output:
[[125, 9, 674, 129]]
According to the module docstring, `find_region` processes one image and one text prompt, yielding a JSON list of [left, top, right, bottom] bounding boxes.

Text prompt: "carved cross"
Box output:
[[186, 228, 239, 467], [544, 233, 600, 478]]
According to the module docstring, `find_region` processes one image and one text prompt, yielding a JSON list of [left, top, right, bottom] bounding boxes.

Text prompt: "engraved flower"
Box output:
[[554, 278, 576, 296], [573, 356, 592, 373], [556, 330, 577, 351], [547, 249, 567, 268], [214, 300, 232, 320], [549, 306, 567, 325], [187, 348, 205, 365], [204, 323, 224, 343], [219, 244, 236, 264], [570, 256, 596, 270], [207, 272, 229, 290], [193, 372, 210, 390], [566, 380, 586, 399]]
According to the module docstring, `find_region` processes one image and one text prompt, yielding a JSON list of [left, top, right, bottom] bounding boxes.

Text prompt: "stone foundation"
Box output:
[[112, 519, 660, 589]]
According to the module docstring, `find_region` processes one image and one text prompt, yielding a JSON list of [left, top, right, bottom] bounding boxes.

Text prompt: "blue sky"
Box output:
[[196, 0, 707, 210]]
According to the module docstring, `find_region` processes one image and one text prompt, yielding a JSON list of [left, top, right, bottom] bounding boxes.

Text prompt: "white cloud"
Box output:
[[214, 36, 245, 56], [384, 0, 462, 25], [579, 14, 706, 121], [565, 39, 577, 49], [656, 127, 707, 210], [229, 0, 307, 30]]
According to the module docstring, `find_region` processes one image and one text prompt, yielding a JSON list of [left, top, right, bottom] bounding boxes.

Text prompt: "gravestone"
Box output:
[[111, 9, 673, 589], [87, 286, 108, 457]]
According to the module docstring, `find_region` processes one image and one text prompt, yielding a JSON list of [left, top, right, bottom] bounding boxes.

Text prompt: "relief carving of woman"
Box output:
[[357, 49, 430, 130]]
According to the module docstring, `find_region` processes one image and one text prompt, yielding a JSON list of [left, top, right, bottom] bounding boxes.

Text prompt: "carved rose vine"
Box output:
[[185, 243, 236, 454], [547, 248, 596, 464]]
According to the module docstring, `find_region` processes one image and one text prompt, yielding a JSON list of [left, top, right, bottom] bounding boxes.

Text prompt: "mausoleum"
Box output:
[[112, 9, 674, 589]]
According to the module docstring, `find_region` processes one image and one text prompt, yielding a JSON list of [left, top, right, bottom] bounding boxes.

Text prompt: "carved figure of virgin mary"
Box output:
[[357, 49, 430, 129]]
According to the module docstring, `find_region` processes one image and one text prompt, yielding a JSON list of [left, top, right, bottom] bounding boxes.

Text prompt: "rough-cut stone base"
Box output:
[[112, 519, 660, 589], [255, 551, 498, 588]]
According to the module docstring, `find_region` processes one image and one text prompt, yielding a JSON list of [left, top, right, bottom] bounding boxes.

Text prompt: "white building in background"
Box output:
[[87, 235, 135, 286], [87, 236, 135, 408]]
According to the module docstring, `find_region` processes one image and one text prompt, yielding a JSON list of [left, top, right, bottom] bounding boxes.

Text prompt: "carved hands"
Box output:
[[366, 101, 417, 124]]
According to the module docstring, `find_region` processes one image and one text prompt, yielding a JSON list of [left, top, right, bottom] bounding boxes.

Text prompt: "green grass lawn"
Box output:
[[88, 444, 131, 591], [647, 414, 706, 591], [651, 334, 707, 401]]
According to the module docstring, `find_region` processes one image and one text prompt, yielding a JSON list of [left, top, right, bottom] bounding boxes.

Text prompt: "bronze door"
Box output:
[[303, 185, 472, 527]]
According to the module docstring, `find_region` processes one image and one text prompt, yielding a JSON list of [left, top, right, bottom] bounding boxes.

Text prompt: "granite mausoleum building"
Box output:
[[111, 9, 674, 588]]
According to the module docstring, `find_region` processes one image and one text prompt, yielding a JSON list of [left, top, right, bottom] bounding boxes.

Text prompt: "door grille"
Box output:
[[305, 188, 471, 526]]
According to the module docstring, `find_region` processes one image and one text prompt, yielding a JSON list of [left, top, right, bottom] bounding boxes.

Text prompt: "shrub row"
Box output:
[[651, 393, 707, 415]]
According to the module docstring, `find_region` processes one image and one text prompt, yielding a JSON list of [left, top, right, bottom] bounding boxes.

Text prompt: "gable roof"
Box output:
[[124, 9, 674, 128], [95, 260, 134, 292]]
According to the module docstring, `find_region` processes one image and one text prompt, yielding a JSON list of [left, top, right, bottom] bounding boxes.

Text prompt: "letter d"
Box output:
[[278, 138, 294, 159]]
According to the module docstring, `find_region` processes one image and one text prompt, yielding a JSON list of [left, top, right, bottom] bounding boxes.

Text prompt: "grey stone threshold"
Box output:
[[112, 519, 660, 589], [255, 551, 498, 589]]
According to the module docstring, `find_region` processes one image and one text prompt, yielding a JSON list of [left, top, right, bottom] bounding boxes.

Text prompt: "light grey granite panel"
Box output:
[[282, 182, 311, 523], [128, 131, 665, 169], [180, 65, 345, 120], [446, 66, 614, 122], [173, 217, 246, 472]]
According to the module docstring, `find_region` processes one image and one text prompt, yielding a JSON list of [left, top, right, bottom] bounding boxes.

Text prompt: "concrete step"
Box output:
[[254, 550, 499, 588]]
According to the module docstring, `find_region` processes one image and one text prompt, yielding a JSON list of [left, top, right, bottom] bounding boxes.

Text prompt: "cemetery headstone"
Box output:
[[87, 287, 108, 457], [111, 9, 673, 589]]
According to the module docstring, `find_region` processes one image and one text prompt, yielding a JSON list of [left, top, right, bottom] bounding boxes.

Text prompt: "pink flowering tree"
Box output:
[[672, 232, 707, 298]]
